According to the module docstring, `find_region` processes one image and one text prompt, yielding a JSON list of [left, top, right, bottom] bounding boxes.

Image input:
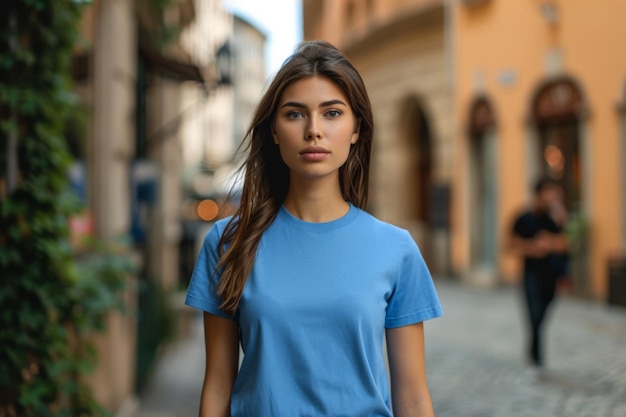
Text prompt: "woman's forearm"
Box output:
[[199, 382, 231, 417], [392, 392, 435, 417]]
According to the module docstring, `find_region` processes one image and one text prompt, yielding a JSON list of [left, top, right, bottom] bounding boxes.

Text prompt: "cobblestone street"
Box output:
[[426, 281, 626, 417], [136, 280, 626, 417]]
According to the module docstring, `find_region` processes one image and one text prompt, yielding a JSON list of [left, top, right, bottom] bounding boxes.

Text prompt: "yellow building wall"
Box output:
[[452, 0, 626, 299]]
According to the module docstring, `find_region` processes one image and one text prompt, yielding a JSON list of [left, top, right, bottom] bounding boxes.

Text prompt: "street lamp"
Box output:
[[193, 40, 234, 193], [215, 40, 232, 86]]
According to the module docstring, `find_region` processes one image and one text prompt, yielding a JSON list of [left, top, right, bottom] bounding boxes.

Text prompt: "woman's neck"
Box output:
[[283, 176, 349, 223]]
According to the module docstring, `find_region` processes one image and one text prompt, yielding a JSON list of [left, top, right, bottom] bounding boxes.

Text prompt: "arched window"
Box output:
[[467, 96, 498, 280], [468, 96, 496, 138]]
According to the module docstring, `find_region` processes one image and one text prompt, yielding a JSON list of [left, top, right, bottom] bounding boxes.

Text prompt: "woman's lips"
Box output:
[[300, 146, 330, 161]]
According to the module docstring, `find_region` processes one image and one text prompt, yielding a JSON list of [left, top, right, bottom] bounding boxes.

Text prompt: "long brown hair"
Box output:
[[216, 40, 374, 315]]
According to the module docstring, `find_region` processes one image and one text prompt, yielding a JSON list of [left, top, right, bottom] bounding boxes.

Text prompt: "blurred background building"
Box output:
[[231, 15, 267, 154], [303, 0, 453, 276], [179, 12, 267, 288], [66, 0, 266, 414], [449, 0, 626, 302], [303, 0, 626, 303]]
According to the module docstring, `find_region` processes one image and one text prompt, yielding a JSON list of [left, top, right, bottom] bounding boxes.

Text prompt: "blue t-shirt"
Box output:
[[185, 204, 443, 417]]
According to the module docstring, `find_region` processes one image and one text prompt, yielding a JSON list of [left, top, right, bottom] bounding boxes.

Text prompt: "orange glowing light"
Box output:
[[544, 144, 564, 172], [197, 199, 219, 221]]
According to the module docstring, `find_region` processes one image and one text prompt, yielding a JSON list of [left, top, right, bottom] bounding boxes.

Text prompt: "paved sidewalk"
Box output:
[[135, 281, 626, 417], [135, 316, 205, 417]]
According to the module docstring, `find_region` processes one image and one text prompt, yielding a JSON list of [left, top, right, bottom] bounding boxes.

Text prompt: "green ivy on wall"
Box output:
[[0, 2, 130, 416]]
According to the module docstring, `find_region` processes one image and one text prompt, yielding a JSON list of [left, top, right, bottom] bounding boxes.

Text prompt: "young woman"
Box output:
[[185, 40, 443, 417]]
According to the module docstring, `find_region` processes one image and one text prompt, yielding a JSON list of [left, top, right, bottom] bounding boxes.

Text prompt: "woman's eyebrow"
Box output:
[[319, 99, 347, 107], [281, 101, 306, 109], [281, 99, 347, 109]]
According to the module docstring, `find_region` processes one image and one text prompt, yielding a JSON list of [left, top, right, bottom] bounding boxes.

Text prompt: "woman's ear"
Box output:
[[350, 122, 360, 144], [271, 123, 279, 144]]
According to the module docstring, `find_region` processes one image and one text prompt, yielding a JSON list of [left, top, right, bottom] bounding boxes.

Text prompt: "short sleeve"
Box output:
[[385, 231, 443, 328], [184, 221, 237, 320], [513, 213, 534, 239]]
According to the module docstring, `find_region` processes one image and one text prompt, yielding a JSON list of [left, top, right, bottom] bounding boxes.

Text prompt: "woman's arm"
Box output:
[[199, 312, 239, 417], [386, 322, 435, 417]]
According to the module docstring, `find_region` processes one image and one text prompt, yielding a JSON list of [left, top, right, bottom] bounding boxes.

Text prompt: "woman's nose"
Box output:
[[305, 117, 321, 141]]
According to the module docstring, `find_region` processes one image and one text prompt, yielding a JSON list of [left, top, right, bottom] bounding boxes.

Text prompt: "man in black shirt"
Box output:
[[510, 177, 569, 373]]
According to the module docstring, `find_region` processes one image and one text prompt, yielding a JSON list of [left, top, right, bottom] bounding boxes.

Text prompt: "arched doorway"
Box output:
[[531, 77, 587, 292], [467, 96, 498, 285], [401, 97, 434, 267], [532, 78, 585, 211]]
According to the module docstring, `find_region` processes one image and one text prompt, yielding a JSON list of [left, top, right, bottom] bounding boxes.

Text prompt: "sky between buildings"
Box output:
[[223, 0, 304, 78]]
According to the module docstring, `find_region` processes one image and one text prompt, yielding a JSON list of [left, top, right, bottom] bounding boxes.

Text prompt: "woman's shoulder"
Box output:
[[201, 216, 235, 245], [213, 215, 234, 231], [354, 208, 414, 242]]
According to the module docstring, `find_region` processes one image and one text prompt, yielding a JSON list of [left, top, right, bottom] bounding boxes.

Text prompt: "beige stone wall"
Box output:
[[90, 0, 136, 241], [87, 281, 138, 415], [303, 1, 451, 274], [355, 28, 450, 273], [351, 28, 449, 216], [145, 79, 184, 290], [83, 1, 139, 413]]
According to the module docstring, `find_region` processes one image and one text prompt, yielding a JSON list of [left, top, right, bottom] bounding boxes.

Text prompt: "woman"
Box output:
[[185, 40, 443, 417]]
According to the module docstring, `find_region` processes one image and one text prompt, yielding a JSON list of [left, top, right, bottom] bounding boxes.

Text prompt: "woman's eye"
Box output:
[[287, 111, 304, 119], [326, 110, 341, 118]]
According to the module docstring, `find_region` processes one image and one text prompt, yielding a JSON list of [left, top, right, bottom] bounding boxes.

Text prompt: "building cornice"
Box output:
[[343, 1, 444, 56]]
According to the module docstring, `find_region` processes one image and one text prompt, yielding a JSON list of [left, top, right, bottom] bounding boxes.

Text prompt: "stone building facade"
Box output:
[[302, 0, 453, 275], [303, 0, 626, 302]]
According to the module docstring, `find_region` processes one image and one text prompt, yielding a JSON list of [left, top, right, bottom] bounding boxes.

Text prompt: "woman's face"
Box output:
[[272, 75, 359, 183]]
